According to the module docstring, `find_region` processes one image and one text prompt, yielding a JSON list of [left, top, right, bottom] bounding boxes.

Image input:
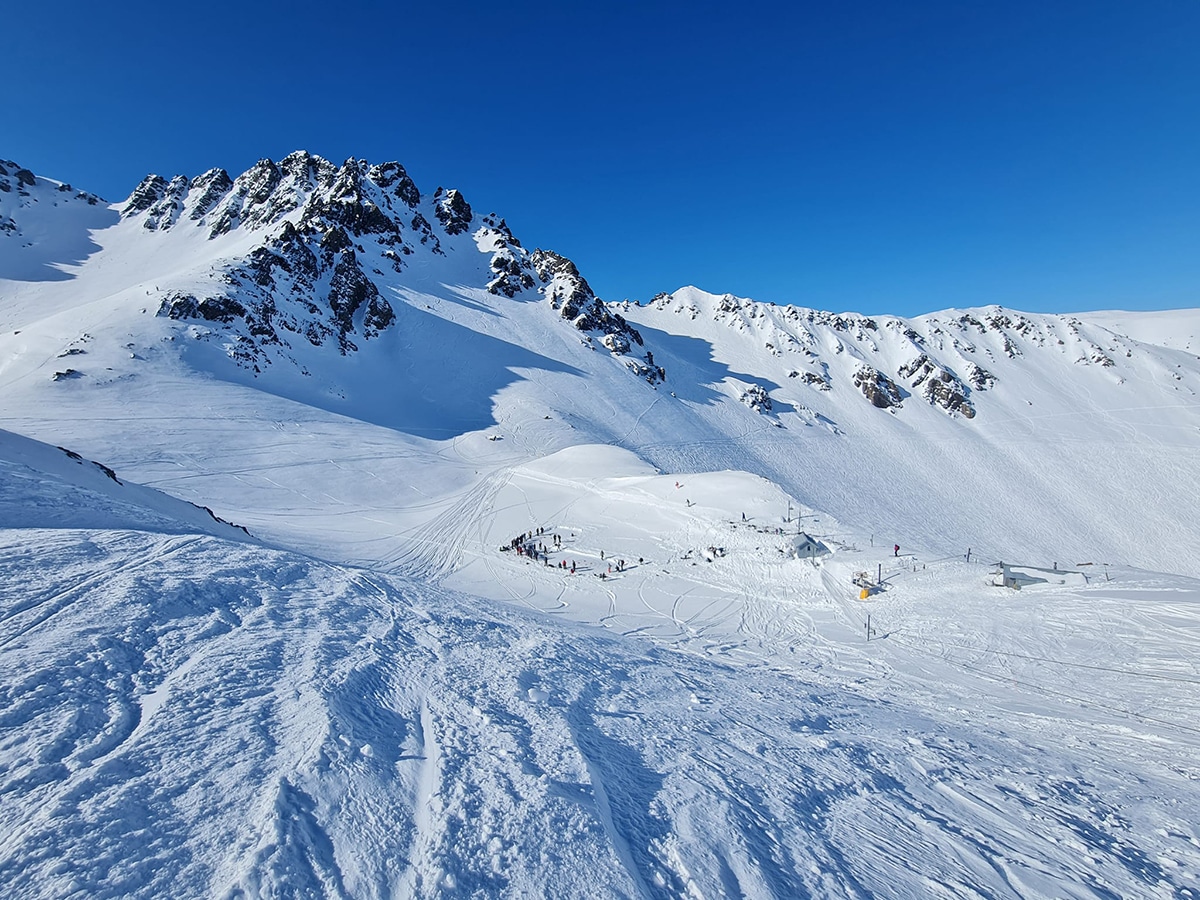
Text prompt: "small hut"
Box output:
[[791, 532, 828, 560]]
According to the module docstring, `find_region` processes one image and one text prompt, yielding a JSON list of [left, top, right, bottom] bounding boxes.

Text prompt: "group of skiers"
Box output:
[[500, 526, 636, 577], [503, 527, 573, 570]]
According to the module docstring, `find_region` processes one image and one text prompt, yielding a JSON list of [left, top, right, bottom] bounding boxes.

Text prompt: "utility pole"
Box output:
[[866, 614, 872, 642]]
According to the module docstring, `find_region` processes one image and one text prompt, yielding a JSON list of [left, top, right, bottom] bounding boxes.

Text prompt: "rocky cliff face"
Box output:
[[6, 154, 1168, 426], [630, 288, 1150, 423], [119, 152, 654, 378]]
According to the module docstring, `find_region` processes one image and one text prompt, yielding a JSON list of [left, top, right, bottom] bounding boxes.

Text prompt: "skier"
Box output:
[[894, 544, 899, 557]]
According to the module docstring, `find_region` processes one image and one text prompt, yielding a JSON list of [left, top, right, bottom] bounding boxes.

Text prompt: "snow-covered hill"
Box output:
[[3, 154, 1199, 578], [2, 153, 1200, 898], [3, 412, 1198, 899]]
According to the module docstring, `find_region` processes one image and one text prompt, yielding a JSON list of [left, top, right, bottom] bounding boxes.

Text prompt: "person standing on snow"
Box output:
[[894, 544, 899, 557]]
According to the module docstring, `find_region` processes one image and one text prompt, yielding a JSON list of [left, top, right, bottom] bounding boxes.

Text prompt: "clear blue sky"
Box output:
[[5, 0, 1198, 315]]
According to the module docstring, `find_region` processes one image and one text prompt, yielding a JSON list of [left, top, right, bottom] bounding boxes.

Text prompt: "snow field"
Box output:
[[3, 520, 1197, 898]]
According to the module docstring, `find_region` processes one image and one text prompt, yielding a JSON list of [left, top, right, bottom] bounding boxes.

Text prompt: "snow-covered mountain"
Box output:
[[2, 153, 1199, 898], [5, 152, 1199, 576]]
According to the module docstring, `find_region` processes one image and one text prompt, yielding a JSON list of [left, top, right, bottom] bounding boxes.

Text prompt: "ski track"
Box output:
[[383, 469, 511, 582], [1, 525, 1199, 897]]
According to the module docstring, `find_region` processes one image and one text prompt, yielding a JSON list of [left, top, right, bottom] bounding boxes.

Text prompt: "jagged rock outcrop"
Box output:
[[790, 370, 831, 391], [853, 366, 904, 410], [740, 384, 773, 412], [124, 175, 168, 215], [104, 153, 663, 382], [188, 168, 234, 221], [433, 187, 472, 235], [965, 363, 995, 391], [898, 355, 975, 418], [529, 248, 662, 381]]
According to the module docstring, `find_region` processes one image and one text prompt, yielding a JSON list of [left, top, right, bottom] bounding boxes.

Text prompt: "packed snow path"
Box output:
[[2, 526, 1198, 899]]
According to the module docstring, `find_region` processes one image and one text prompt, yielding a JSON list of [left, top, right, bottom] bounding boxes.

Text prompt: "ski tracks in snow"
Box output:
[[383, 468, 511, 582]]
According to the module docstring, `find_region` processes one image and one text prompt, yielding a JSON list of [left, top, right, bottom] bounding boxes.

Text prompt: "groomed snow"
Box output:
[[2, 431, 1198, 898]]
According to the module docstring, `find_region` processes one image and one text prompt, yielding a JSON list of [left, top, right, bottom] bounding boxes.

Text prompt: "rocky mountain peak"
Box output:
[[102, 152, 665, 384], [433, 187, 473, 235]]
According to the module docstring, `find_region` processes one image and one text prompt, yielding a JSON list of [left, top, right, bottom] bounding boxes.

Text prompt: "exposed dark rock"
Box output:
[[966, 363, 995, 390], [92, 461, 121, 484], [601, 333, 630, 354], [362, 296, 395, 336], [433, 187, 473, 235], [302, 160, 400, 237], [272, 221, 319, 282], [104, 153, 658, 385], [410, 213, 442, 252], [900, 354, 975, 417], [143, 175, 189, 231], [124, 175, 168, 215], [243, 158, 282, 206], [369, 161, 420, 207], [531, 249, 646, 357], [899, 354, 937, 386], [158, 293, 248, 324], [320, 226, 353, 256], [853, 366, 904, 410], [188, 168, 233, 220], [740, 384, 773, 412], [327, 253, 381, 352], [923, 374, 975, 418]]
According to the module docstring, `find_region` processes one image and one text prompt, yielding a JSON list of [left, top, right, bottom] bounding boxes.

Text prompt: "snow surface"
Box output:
[[2, 156, 1200, 898]]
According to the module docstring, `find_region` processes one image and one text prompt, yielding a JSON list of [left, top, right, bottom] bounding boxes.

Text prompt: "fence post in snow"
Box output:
[[866, 614, 871, 643]]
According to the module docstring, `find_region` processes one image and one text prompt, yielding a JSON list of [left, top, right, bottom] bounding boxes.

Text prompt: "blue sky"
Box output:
[[5, 0, 1198, 315]]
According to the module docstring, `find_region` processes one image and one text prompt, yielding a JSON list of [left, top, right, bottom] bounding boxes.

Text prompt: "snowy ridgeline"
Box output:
[[4, 154, 1200, 579], [2, 153, 1200, 897]]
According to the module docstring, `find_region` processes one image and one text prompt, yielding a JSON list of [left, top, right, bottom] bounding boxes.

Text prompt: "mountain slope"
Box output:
[[2, 154, 1200, 584], [2, 152, 1200, 898], [2, 452, 1197, 899]]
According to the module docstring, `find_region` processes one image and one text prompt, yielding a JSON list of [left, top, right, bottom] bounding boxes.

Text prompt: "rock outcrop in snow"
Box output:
[[632, 288, 1164, 423], [112, 153, 661, 379], [0, 158, 103, 237]]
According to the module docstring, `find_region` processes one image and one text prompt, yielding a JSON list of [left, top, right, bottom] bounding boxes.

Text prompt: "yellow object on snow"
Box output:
[[859, 587, 870, 600]]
